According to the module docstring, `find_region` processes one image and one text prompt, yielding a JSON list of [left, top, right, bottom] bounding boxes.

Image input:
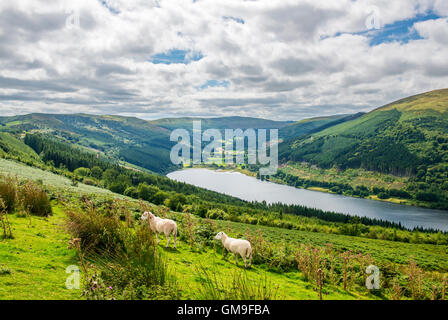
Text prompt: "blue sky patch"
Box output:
[[151, 50, 204, 65], [100, 0, 120, 15], [223, 16, 245, 24], [331, 12, 443, 46], [199, 80, 230, 90], [367, 13, 442, 46]]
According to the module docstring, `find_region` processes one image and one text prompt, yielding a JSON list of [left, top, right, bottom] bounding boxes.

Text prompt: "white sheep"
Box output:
[[214, 232, 252, 268], [141, 211, 178, 248]]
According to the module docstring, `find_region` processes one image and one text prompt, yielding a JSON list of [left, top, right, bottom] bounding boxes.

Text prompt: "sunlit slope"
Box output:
[[281, 89, 448, 176], [0, 114, 175, 173], [0, 132, 42, 164]]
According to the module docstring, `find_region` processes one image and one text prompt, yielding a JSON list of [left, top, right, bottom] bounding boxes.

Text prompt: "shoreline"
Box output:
[[170, 165, 447, 213]]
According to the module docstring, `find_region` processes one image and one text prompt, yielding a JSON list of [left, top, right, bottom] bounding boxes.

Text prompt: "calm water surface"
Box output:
[[167, 169, 448, 231]]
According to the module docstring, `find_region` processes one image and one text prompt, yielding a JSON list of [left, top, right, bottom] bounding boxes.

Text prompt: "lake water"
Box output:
[[167, 168, 448, 232]]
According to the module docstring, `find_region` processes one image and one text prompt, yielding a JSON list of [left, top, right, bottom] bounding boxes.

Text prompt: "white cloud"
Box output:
[[0, 0, 447, 120]]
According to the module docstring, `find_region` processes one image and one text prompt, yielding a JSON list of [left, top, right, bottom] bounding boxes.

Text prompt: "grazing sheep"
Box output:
[[141, 211, 178, 248], [214, 232, 252, 268]]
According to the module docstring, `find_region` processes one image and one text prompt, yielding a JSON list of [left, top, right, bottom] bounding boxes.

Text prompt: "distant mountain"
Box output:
[[151, 116, 294, 132], [280, 89, 448, 177]]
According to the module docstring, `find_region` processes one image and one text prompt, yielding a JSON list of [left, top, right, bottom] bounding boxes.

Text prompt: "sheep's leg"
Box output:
[[156, 233, 160, 245], [249, 253, 252, 268], [243, 254, 247, 268], [234, 254, 238, 266], [173, 233, 177, 249], [166, 233, 171, 248]]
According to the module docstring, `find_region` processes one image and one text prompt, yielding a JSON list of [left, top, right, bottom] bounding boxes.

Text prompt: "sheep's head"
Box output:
[[214, 232, 224, 240], [141, 211, 155, 222]]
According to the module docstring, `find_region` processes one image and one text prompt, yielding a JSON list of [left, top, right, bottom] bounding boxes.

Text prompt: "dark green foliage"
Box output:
[[25, 134, 111, 172], [19, 181, 52, 217], [166, 193, 187, 211], [2, 114, 176, 173], [23, 133, 248, 207], [0, 132, 42, 166], [0, 176, 17, 213], [416, 192, 440, 202], [90, 166, 103, 180], [280, 114, 360, 140], [152, 191, 169, 205], [278, 90, 448, 208], [137, 184, 160, 202], [124, 186, 138, 198], [66, 208, 126, 253]]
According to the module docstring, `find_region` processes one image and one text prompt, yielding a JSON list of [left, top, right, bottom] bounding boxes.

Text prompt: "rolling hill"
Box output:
[[0, 114, 175, 173], [278, 89, 448, 206], [281, 89, 448, 173], [0, 114, 309, 173], [151, 116, 294, 133], [279, 113, 364, 142], [0, 132, 43, 165]]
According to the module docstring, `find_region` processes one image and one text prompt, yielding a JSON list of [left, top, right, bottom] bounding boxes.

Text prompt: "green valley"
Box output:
[[1, 89, 448, 301]]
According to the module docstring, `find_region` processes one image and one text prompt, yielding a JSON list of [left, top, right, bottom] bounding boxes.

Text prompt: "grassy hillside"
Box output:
[[0, 132, 42, 165], [0, 114, 297, 174], [278, 89, 448, 208], [0, 206, 80, 300], [0, 114, 175, 173], [0, 159, 359, 300], [279, 113, 364, 141], [0, 113, 358, 174], [1, 158, 447, 300], [282, 89, 448, 172]]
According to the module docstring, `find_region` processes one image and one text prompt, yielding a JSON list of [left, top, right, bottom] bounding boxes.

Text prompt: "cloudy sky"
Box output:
[[0, 0, 447, 120]]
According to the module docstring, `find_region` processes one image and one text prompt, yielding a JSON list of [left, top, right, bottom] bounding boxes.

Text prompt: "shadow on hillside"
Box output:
[[161, 246, 179, 253]]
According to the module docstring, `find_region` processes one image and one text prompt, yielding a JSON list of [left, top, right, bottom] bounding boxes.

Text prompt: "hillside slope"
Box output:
[[0, 114, 175, 173], [279, 113, 364, 145], [1, 158, 447, 300], [0, 114, 342, 173], [279, 89, 448, 206], [0, 132, 43, 165]]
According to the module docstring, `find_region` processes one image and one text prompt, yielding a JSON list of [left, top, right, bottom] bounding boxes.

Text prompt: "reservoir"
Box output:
[[167, 168, 448, 232]]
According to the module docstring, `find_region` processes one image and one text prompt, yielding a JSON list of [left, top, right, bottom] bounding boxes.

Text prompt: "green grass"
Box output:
[[0, 157, 447, 300], [158, 241, 367, 300], [0, 113, 175, 173], [0, 132, 42, 164], [0, 206, 80, 300], [213, 220, 448, 271], [0, 204, 364, 300], [0, 158, 124, 198]]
